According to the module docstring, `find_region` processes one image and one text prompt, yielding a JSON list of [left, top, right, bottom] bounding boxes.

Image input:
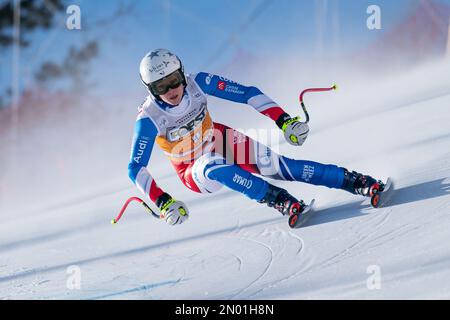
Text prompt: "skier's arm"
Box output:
[[194, 72, 309, 146], [194, 72, 290, 124], [128, 116, 165, 203], [128, 115, 190, 225]]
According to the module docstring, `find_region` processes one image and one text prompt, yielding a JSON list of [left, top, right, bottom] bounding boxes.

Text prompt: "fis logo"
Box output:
[[157, 116, 169, 128], [233, 173, 253, 189], [205, 74, 214, 85]]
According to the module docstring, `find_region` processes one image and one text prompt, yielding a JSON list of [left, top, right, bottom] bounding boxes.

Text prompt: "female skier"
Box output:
[[128, 49, 383, 227]]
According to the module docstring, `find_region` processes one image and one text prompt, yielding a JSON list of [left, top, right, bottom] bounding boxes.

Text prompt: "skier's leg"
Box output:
[[191, 123, 310, 216], [217, 124, 345, 189], [171, 160, 203, 193], [269, 156, 345, 188], [187, 151, 308, 216], [271, 156, 382, 196], [218, 124, 379, 196], [190, 152, 269, 201], [169, 124, 267, 200]]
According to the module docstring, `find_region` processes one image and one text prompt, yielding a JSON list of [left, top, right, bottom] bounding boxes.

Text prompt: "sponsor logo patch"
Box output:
[[302, 165, 315, 182], [133, 137, 150, 163], [224, 85, 244, 95], [167, 107, 208, 142], [205, 74, 213, 85], [233, 173, 253, 189], [217, 81, 226, 91]]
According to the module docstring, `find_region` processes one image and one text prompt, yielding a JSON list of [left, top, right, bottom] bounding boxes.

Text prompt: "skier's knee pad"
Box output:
[[254, 143, 280, 177], [191, 153, 225, 194]]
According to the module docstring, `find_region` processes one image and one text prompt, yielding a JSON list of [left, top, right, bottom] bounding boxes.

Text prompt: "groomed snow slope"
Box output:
[[0, 61, 449, 300]]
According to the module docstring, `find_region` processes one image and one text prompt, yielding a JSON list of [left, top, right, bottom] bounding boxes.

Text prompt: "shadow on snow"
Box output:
[[304, 178, 450, 227]]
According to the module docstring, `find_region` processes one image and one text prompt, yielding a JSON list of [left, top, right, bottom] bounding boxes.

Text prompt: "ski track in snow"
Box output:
[[244, 229, 316, 299], [317, 208, 395, 270], [227, 235, 275, 300]]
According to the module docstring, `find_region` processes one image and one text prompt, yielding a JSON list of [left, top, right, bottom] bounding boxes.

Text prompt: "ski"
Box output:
[[370, 178, 394, 208], [288, 199, 316, 229]]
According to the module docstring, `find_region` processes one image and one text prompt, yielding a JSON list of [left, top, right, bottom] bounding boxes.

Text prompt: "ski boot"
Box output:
[[341, 169, 386, 207], [258, 184, 309, 227]]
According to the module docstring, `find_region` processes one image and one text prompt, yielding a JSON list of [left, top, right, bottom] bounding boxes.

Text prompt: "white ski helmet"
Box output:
[[139, 49, 185, 93]]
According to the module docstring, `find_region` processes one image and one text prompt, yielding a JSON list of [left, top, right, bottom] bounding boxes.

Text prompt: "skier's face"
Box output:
[[160, 83, 184, 106]]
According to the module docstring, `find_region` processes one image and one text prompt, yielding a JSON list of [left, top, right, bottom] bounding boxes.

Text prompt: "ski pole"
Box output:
[[298, 84, 338, 123], [111, 196, 160, 225]]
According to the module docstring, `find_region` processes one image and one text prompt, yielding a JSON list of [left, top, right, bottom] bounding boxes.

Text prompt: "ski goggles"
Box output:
[[149, 70, 185, 96]]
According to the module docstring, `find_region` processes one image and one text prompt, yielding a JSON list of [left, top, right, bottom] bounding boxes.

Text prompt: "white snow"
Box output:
[[0, 60, 449, 300]]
